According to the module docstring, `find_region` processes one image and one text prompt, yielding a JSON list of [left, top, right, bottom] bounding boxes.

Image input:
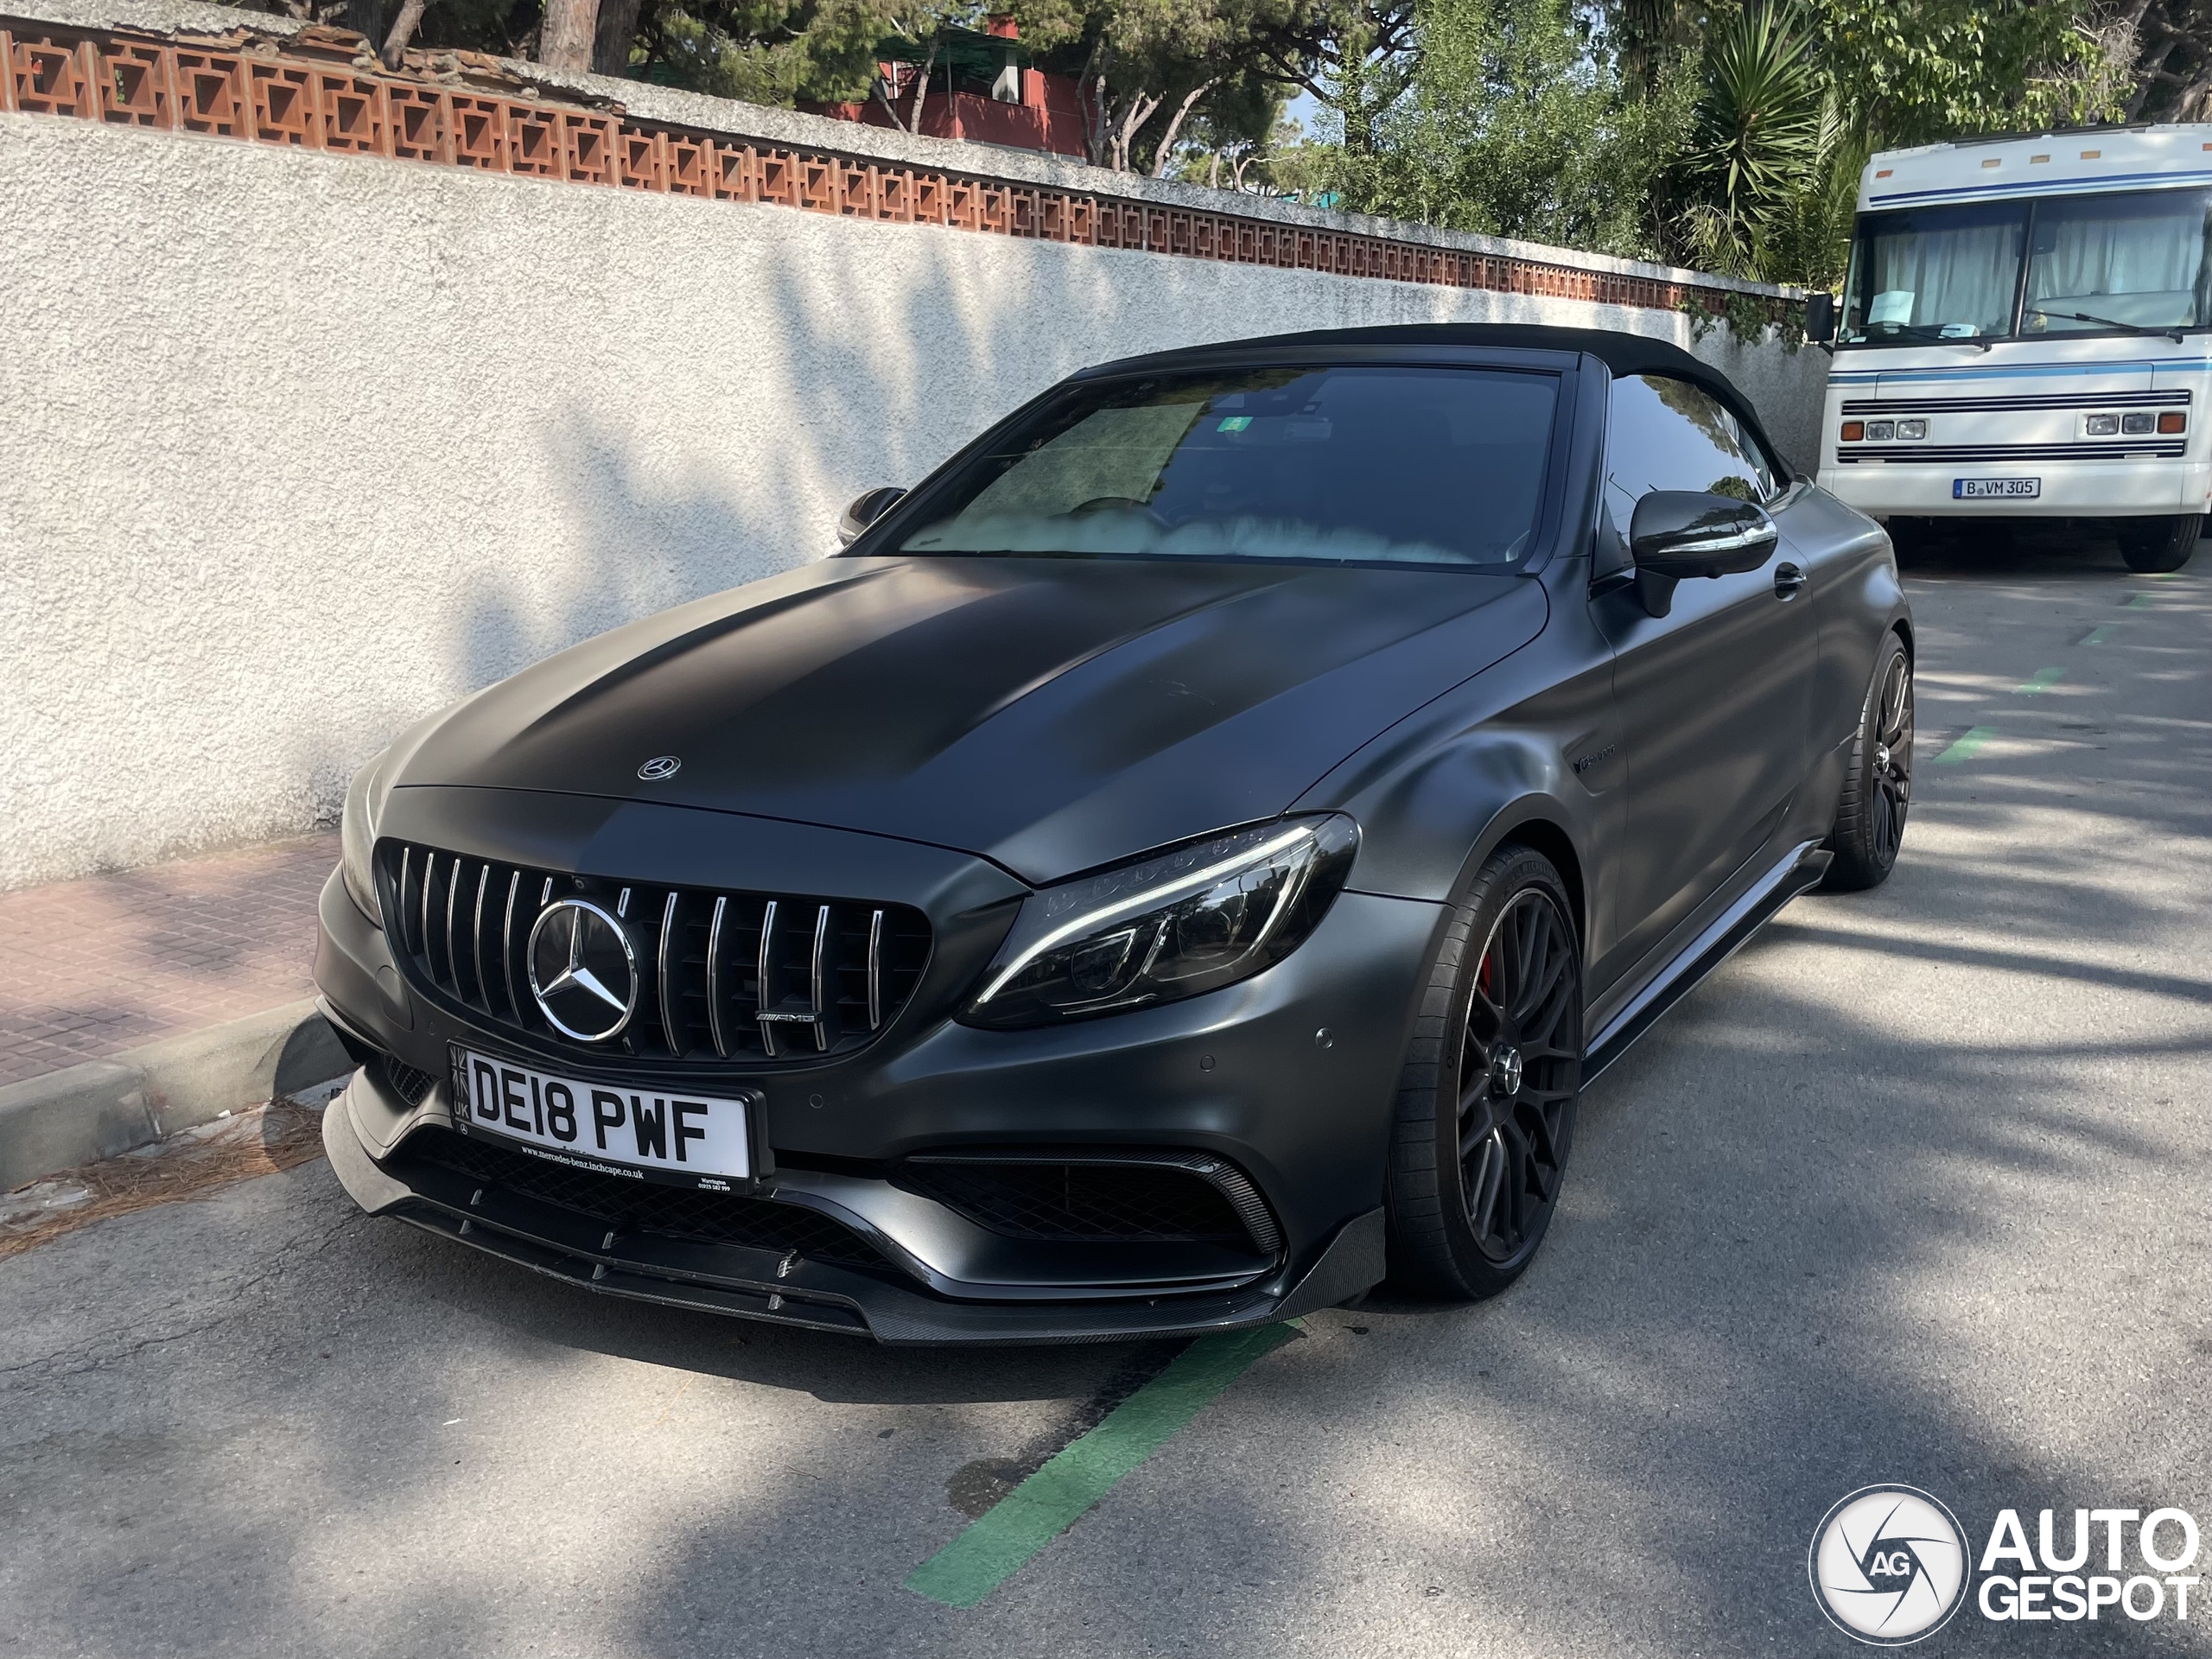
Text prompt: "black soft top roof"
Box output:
[[1079, 322, 1782, 467], [1185, 323, 1716, 380]]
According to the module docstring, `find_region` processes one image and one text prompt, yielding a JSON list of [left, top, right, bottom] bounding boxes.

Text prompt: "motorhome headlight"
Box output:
[[2123, 412, 2157, 435], [1896, 419, 1928, 441], [2087, 413, 2120, 436], [1864, 420, 1895, 442]]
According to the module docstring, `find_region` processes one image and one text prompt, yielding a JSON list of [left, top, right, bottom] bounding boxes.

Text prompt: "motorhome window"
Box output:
[[1840, 201, 2026, 345], [2023, 189, 2212, 334]]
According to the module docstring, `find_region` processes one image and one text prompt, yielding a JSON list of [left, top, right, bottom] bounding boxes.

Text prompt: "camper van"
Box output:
[[1811, 125, 2212, 572]]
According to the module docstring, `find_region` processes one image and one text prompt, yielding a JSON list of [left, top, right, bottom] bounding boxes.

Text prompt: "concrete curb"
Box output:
[[0, 1000, 353, 1191]]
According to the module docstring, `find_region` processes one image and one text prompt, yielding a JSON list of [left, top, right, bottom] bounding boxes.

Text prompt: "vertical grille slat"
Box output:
[[499, 870, 522, 1022], [467, 863, 492, 1010], [705, 895, 730, 1058], [395, 846, 417, 957], [809, 905, 830, 1052], [866, 908, 884, 1031], [380, 842, 928, 1065], [442, 858, 464, 996], [658, 890, 683, 1057], [757, 899, 780, 1058], [419, 851, 439, 983]]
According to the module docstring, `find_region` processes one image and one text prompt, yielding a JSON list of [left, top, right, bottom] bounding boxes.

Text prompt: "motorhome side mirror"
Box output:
[[1630, 490, 1779, 580], [837, 486, 906, 547], [1804, 291, 1836, 344]]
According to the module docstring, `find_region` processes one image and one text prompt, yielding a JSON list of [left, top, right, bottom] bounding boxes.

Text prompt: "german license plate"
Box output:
[[451, 1048, 753, 1185], [1954, 477, 2040, 499]]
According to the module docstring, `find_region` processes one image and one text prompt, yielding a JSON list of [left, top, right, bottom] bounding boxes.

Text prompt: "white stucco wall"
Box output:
[[0, 109, 1828, 890]]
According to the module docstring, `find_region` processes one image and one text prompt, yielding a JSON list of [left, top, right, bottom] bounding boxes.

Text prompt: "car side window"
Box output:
[[1596, 373, 1775, 578]]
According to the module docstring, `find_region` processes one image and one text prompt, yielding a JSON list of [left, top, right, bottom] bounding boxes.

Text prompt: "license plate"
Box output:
[[451, 1048, 753, 1186], [1954, 477, 2040, 499]]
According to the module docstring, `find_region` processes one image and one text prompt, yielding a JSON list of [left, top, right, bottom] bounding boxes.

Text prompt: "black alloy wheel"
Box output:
[[1386, 845, 1582, 1300], [1459, 888, 1580, 1262], [1824, 633, 1913, 891]]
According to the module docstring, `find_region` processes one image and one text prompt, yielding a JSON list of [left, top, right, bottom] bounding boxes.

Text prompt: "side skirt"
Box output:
[[1582, 839, 1832, 1084]]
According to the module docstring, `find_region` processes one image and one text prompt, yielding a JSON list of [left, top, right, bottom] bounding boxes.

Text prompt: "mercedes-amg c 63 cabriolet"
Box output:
[[316, 323, 1913, 1343]]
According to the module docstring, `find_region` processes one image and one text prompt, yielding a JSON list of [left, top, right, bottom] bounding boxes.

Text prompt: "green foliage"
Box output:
[[634, 0, 897, 101], [1682, 1, 1821, 220], [1334, 0, 1694, 258], [1811, 0, 2113, 145], [1662, 0, 2119, 290], [1672, 7, 1862, 288]]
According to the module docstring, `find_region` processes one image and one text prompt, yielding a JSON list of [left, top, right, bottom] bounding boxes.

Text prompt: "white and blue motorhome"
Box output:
[[1812, 125, 2212, 571]]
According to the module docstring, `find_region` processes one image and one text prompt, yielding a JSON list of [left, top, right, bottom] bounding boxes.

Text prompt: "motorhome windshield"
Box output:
[[2024, 189, 2212, 333], [1840, 188, 2212, 346], [1841, 200, 2024, 343]]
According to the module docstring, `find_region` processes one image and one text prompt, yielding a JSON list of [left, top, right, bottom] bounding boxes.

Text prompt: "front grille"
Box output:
[[379, 841, 930, 1065], [402, 1127, 892, 1269], [896, 1153, 1282, 1257]]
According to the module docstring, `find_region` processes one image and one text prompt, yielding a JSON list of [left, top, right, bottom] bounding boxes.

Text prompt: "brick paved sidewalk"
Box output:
[[0, 835, 338, 1090]]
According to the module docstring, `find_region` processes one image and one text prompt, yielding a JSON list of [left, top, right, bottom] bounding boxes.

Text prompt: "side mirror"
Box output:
[[837, 486, 906, 548], [1630, 490, 1778, 580], [1804, 290, 1837, 345]]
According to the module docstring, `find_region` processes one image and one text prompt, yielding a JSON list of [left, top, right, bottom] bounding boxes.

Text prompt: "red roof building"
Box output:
[[810, 16, 1089, 159]]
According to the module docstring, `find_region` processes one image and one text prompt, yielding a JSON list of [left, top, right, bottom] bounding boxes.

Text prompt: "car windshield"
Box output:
[[896, 365, 1560, 569], [2023, 188, 2212, 333], [1840, 200, 2026, 344]]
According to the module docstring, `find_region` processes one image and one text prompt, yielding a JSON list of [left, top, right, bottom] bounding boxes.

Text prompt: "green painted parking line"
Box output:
[[906, 1322, 1300, 1608], [2126, 593, 2157, 608], [2080, 624, 2117, 645], [1934, 726, 1997, 765], [2018, 666, 2067, 695]]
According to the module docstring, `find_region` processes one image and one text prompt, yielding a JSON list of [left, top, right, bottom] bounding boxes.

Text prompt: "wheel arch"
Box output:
[[1454, 799, 1588, 953]]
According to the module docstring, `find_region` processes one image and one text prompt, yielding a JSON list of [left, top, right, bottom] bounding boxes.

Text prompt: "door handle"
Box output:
[[1774, 563, 1806, 599]]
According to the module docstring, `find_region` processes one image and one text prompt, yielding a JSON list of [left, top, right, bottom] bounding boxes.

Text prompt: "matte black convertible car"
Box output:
[[318, 324, 1913, 1343]]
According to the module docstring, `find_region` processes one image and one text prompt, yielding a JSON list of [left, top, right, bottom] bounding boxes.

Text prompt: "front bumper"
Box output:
[[323, 1061, 1386, 1343], [1817, 458, 2212, 518], [314, 792, 1440, 1343]]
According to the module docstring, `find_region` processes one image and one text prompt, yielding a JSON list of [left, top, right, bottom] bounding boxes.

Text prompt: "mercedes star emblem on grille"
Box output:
[[637, 754, 681, 780], [525, 898, 639, 1042]]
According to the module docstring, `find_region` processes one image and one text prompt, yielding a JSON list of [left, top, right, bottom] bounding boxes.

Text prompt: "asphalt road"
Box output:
[[4, 531, 2209, 1658]]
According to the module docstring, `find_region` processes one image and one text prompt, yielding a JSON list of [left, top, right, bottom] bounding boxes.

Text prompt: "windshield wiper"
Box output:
[[2026, 306, 2186, 344], [1861, 321, 1993, 352]]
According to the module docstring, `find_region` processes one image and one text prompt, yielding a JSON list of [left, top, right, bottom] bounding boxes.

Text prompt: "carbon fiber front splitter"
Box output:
[[322, 1075, 1385, 1345]]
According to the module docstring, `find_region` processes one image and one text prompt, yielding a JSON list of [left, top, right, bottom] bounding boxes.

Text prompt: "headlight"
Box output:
[[340, 755, 385, 925], [961, 816, 1358, 1029]]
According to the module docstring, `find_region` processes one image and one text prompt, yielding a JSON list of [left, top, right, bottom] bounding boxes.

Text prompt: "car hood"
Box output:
[[397, 555, 1548, 885]]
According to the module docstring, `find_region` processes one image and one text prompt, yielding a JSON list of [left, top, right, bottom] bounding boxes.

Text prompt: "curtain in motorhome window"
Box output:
[[2024, 190, 2212, 333], [1843, 201, 2025, 340]]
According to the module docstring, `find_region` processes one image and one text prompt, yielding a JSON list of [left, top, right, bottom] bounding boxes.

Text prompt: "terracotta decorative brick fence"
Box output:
[[0, 13, 1775, 321]]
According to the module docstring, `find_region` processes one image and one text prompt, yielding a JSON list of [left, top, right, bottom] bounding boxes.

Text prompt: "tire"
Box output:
[[1385, 844, 1581, 1300], [2119, 514, 2201, 574], [1822, 632, 1913, 893]]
